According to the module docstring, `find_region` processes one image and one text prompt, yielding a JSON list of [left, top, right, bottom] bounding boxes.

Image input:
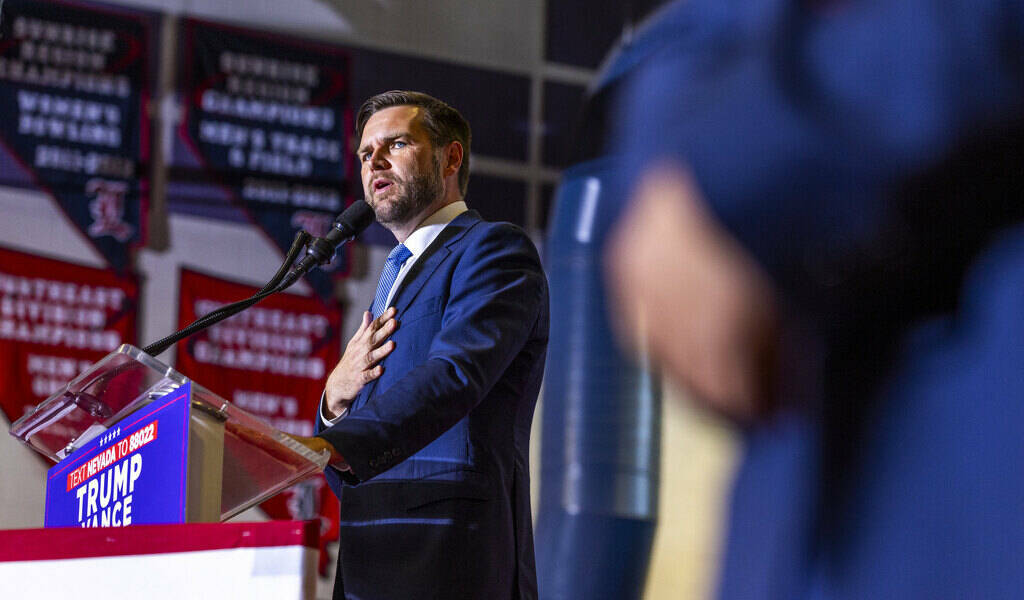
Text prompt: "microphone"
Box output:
[[291, 200, 375, 275]]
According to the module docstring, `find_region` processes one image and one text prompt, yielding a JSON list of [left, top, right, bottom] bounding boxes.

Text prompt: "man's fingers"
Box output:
[[363, 340, 395, 367], [361, 365, 383, 383], [359, 308, 397, 345], [332, 308, 397, 403], [371, 307, 397, 330], [370, 318, 398, 345], [369, 340, 396, 365], [356, 311, 372, 333], [349, 311, 373, 346]]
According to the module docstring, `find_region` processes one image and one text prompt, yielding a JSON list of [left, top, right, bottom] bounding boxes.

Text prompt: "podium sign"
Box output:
[[10, 345, 329, 526], [45, 384, 192, 528]]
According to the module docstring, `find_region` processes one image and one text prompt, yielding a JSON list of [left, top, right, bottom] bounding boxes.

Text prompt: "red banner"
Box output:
[[173, 267, 340, 573], [0, 245, 139, 427]]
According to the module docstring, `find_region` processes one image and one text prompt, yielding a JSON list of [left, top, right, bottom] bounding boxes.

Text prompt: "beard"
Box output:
[[371, 155, 444, 226]]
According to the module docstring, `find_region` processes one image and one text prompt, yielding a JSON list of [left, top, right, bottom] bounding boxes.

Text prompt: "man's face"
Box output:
[[357, 105, 444, 228]]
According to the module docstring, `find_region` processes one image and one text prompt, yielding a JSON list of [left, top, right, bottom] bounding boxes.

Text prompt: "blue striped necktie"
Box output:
[[370, 244, 412, 318]]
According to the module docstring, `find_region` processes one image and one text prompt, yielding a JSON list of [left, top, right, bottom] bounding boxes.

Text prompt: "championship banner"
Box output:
[[173, 267, 340, 573], [0, 0, 156, 271], [0, 245, 139, 429], [172, 18, 353, 300]]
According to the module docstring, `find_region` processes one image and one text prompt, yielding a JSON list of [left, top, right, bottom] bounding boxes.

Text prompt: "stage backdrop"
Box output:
[[0, 245, 139, 431], [0, 0, 157, 271], [173, 267, 341, 573], [170, 18, 353, 300]]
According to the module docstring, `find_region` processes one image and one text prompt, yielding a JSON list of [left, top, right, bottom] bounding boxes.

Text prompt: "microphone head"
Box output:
[[334, 200, 376, 238], [299, 200, 376, 269]]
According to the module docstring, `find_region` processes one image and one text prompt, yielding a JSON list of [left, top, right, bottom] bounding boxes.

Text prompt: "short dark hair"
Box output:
[[356, 90, 472, 196]]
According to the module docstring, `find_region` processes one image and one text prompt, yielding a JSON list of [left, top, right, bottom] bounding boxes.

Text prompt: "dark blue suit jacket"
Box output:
[[316, 209, 548, 600]]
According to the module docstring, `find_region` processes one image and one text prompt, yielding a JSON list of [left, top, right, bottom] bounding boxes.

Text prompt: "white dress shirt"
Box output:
[[320, 201, 468, 426]]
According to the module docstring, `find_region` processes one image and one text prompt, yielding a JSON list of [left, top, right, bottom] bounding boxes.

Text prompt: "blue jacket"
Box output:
[[316, 209, 548, 600]]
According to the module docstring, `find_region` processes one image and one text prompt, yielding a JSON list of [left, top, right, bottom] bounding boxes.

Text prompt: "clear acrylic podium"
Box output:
[[9, 344, 329, 523]]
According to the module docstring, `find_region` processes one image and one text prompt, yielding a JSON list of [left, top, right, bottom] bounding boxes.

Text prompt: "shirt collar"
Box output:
[[402, 201, 468, 257]]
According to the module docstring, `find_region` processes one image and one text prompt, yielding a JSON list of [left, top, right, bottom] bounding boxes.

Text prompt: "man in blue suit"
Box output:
[[299, 91, 548, 600]]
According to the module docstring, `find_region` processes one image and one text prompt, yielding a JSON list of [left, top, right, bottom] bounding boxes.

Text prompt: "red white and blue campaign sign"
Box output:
[[171, 18, 353, 300], [44, 382, 192, 528], [173, 268, 341, 572], [0, 0, 157, 271], [0, 245, 139, 431]]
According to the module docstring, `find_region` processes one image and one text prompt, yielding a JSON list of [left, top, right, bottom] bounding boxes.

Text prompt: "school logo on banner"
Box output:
[[171, 18, 353, 300], [173, 267, 341, 572], [0, 0, 156, 271], [0, 245, 139, 430]]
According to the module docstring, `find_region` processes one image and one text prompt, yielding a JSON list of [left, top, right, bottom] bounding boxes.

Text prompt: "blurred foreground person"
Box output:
[[606, 0, 1024, 597]]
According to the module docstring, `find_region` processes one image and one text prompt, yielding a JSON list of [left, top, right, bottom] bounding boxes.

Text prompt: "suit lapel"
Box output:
[[388, 210, 480, 315], [355, 210, 481, 406]]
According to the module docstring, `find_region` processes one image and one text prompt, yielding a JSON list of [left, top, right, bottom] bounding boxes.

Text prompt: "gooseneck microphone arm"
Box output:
[[141, 230, 310, 357], [141, 200, 375, 358]]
